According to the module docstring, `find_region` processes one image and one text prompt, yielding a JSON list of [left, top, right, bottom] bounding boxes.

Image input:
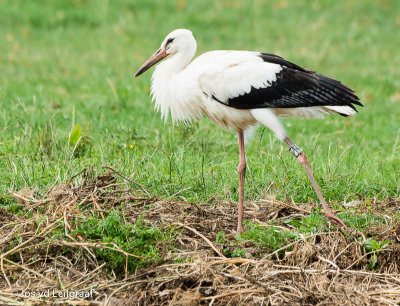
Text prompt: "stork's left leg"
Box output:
[[284, 136, 347, 229], [236, 130, 246, 234]]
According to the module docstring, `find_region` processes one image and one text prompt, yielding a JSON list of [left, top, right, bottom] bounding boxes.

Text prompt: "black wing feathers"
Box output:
[[221, 53, 362, 111], [259, 53, 307, 72]]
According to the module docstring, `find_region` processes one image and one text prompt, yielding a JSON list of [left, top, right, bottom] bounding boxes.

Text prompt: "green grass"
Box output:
[[240, 221, 298, 250], [1, 0, 399, 205], [73, 211, 172, 272]]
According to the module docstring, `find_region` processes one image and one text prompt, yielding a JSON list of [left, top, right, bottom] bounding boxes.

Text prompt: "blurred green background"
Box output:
[[0, 0, 399, 204]]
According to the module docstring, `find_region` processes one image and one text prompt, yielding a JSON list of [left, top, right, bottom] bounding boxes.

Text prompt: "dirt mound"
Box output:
[[1, 167, 400, 305]]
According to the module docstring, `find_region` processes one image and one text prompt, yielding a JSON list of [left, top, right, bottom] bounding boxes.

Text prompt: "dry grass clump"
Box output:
[[1, 167, 399, 305]]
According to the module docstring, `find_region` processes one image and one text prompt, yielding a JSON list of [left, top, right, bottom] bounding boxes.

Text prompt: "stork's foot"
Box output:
[[235, 225, 245, 235], [227, 226, 245, 238], [325, 211, 347, 229]]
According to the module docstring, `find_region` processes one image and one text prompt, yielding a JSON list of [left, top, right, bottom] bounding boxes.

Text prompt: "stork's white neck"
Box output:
[[151, 38, 201, 123]]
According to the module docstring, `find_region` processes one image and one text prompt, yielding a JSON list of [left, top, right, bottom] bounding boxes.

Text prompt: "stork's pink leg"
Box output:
[[237, 131, 246, 234], [284, 137, 347, 229]]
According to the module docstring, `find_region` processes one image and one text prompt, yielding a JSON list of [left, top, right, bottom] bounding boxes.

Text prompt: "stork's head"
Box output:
[[135, 29, 196, 77]]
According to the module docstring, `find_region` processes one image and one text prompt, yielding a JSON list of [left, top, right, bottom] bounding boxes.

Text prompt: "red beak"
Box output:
[[135, 48, 168, 78]]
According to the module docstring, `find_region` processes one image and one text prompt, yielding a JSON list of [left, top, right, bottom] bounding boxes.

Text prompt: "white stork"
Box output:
[[135, 29, 362, 234]]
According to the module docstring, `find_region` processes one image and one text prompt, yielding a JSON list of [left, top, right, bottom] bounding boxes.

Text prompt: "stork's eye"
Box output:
[[166, 38, 174, 46]]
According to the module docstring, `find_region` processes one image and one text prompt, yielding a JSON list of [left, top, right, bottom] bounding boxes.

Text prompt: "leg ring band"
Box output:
[[289, 144, 303, 157]]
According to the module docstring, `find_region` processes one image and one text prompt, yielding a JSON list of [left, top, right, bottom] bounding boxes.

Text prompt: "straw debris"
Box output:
[[1, 167, 400, 305]]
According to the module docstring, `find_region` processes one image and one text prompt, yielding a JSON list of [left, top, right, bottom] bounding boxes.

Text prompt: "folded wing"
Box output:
[[198, 51, 362, 115]]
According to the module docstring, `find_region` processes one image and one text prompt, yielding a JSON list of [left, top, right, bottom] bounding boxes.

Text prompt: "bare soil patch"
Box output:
[[1, 168, 400, 305]]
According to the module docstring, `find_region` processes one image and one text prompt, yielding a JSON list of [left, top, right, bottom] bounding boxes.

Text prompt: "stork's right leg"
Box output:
[[284, 136, 347, 229], [249, 109, 346, 228]]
